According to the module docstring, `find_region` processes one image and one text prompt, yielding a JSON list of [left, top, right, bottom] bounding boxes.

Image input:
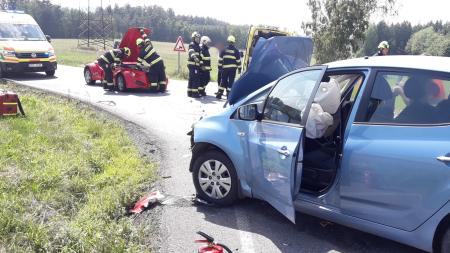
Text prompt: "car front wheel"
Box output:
[[84, 68, 95, 85], [192, 150, 238, 205], [117, 74, 127, 92]]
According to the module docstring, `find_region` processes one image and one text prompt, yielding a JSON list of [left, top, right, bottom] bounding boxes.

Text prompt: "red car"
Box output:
[[83, 27, 168, 92]]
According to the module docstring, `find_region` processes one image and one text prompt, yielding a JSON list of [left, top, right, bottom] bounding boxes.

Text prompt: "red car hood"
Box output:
[[119, 27, 152, 63]]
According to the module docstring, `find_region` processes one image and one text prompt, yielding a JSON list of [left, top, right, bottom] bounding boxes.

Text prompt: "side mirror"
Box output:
[[45, 35, 51, 43], [238, 104, 259, 121], [240, 51, 244, 58]]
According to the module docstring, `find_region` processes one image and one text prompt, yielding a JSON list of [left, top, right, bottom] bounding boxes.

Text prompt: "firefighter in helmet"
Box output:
[[216, 35, 241, 99], [97, 47, 131, 90], [199, 36, 212, 96], [136, 37, 167, 91], [374, 41, 390, 56], [187, 31, 202, 97]]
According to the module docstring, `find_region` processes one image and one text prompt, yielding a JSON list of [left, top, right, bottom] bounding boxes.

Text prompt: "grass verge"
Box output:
[[52, 39, 220, 81], [0, 83, 156, 252]]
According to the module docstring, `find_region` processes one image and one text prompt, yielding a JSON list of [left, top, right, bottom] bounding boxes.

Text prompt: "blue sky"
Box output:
[[52, 0, 450, 32]]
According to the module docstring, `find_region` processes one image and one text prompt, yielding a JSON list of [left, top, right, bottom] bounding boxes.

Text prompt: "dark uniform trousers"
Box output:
[[188, 66, 201, 96], [217, 44, 241, 98], [220, 68, 237, 95], [187, 42, 202, 97], [98, 59, 113, 84], [97, 49, 123, 87], [147, 60, 167, 89]]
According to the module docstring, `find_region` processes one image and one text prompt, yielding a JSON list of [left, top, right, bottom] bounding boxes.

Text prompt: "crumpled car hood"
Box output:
[[228, 36, 313, 105]]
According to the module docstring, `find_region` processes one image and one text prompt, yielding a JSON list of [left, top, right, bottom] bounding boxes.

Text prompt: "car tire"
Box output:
[[45, 70, 55, 77], [192, 150, 238, 205], [117, 74, 127, 92], [441, 226, 450, 253], [83, 68, 95, 85]]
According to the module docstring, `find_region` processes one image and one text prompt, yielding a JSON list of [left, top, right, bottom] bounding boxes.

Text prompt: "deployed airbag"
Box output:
[[303, 79, 340, 139]]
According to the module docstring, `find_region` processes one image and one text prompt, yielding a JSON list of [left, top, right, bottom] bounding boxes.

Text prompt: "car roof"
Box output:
[[326, 55, 450, 73], [0, 11, 37, 25]]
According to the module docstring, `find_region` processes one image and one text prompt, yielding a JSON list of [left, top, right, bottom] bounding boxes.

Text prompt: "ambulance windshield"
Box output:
[[0, 23, 46, 41]]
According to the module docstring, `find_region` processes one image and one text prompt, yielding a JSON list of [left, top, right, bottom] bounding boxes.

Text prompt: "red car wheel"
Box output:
[[84, 67, 95, 85]]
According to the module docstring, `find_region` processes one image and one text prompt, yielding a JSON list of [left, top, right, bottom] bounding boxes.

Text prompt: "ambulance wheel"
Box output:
[[192, 150, 238, 205], [83, 68, 95, 85], [117, 74, 127, 92], [45, 70, 55, 77]]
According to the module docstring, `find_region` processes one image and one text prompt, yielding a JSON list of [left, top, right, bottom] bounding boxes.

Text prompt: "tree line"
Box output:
[[4, 0, 249, 48], [359, 21, 450, 57], [306, 0, 450, 63]]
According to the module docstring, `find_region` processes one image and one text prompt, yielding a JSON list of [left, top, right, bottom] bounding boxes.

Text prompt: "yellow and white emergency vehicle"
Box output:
[[242, 25, 291, 73], [0, 10, 56, 77]]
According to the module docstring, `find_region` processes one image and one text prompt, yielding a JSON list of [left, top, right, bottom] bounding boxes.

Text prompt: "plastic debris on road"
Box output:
[[128, 190, 165, 214]]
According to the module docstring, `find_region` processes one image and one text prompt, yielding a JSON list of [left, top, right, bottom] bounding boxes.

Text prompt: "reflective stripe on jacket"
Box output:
[[98, 49, 123, 64], [200, 45, 211, 71], [218, 44, 241, 69], [137, 44, 162, 68], [187, 42, 201, 67]]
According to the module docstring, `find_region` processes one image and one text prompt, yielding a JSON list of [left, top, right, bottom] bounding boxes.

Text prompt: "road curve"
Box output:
[[8, 65, 424, 253]]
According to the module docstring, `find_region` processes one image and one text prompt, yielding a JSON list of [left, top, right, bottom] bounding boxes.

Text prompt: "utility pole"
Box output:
[[78, 0, 113, 50]]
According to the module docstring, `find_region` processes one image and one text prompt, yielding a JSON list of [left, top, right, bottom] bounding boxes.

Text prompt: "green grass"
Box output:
[[0, 84, 156, 252], [52, 39, 220, 81]]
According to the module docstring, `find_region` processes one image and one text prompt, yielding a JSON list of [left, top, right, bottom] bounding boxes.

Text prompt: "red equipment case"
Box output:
[[0, 91, 25, 116]]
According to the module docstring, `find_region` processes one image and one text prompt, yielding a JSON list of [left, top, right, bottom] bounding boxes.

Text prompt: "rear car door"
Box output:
[[247, 66, 327, 222], [340, 69, 450, 231]]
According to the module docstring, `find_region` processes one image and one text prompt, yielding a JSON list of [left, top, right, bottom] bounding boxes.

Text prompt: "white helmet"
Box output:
[[200, 36, 211, 46]]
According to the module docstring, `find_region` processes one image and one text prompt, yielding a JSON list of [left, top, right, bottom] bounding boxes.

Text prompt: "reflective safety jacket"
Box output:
[[200, 44, 211, 71], [98, 49, 124, 64], [218, 44, 241, 70], [137, 43, 162, 68], [187, 42, 201, 67]]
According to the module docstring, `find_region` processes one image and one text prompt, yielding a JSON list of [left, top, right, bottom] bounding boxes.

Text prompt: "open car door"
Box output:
[[247, 66, 327, 223]]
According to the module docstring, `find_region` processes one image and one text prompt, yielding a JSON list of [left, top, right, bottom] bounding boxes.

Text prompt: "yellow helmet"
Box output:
[[123, 47, 131, 57], [136, 38, 144, 46], [227, 35, 236, 43], [378, 41, 389, 49]]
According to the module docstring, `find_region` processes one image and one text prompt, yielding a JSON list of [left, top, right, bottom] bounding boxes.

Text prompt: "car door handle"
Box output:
[[277, 146, 290, 157], [437, 156, 450, 163], [237, 132, 246, 137]]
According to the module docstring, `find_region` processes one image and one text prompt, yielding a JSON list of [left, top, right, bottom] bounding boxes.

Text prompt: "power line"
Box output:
[[77, 0, 113, 50]]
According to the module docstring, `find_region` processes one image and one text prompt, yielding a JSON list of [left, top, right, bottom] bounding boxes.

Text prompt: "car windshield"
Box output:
[[0, 23, 46, 41]]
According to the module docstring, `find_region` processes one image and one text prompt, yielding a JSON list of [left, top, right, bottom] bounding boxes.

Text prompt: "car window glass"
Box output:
[[242, 88, 270, 113], [263, 70, 322, 124], [363, 71, 450, 124]]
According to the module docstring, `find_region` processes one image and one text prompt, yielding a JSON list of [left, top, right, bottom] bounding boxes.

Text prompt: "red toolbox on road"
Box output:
[[0, 91, 25, 116]]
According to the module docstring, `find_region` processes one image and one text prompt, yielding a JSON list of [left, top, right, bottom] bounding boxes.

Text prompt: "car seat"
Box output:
[[367, 76, 394, 122]]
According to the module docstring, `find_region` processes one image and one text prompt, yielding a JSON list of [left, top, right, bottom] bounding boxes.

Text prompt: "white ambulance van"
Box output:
[[0, 10, 57, 77]]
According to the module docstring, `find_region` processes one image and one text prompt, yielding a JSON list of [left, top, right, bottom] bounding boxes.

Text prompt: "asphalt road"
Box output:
[[8, 65, 425, 253]]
